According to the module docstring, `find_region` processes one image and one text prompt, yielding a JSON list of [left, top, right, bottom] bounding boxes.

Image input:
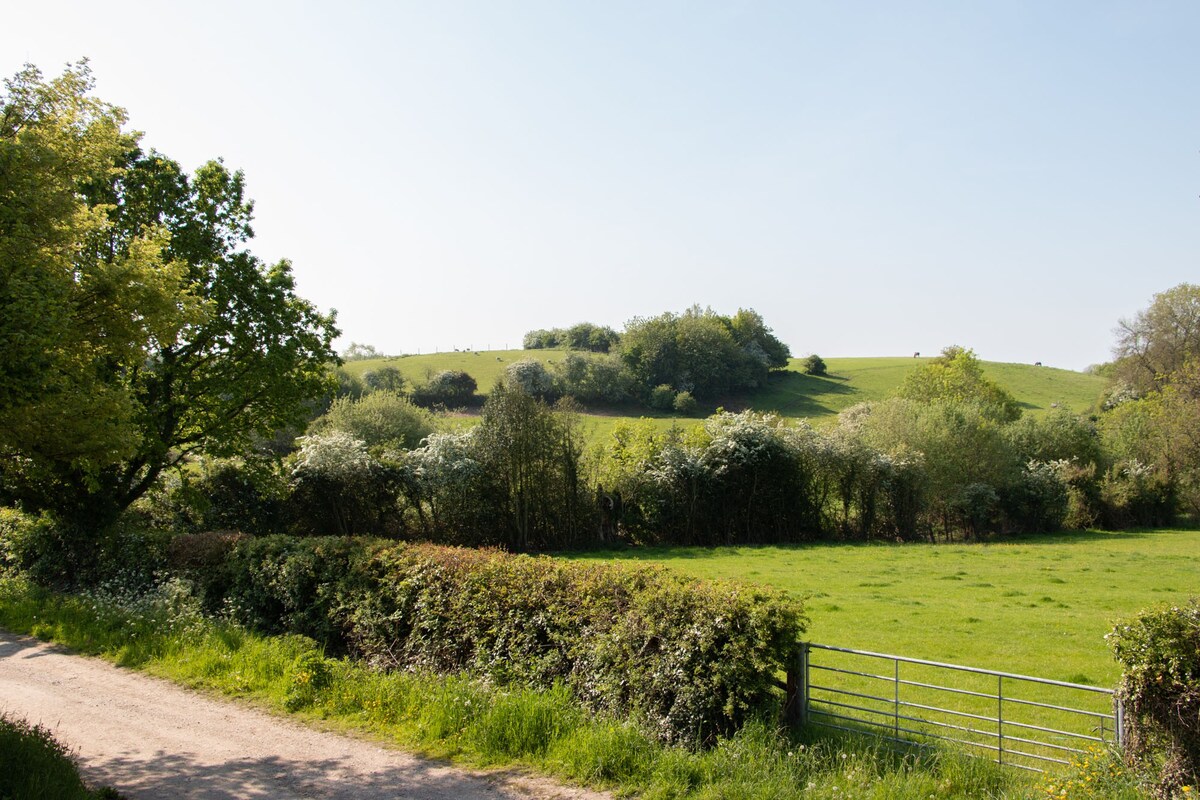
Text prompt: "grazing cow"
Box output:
[[1034, 361, 1042, 366], [913, 351, 920, 358]]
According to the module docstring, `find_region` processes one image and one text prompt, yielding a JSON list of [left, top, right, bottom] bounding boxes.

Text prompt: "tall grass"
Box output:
[[0, 713, 120, 800], [0, 575, 1070, 799]]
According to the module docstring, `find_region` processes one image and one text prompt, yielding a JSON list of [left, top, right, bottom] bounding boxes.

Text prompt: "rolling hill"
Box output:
[[341, 350, 1108, 439]]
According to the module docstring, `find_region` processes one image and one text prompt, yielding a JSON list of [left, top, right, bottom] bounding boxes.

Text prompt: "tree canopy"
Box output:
[[0, 63, 338, 526], [1114, 283, 1200, 394], [617, 306, 790, 397], [896, 345, 1022, 422]]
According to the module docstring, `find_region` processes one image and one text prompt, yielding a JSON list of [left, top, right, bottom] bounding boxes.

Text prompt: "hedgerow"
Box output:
[[175, 536, 806, 745], [1109, 598, 1200, 798]]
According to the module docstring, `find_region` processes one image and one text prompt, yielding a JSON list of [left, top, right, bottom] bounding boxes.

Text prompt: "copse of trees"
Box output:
[[523, 307, 791, 408], [523, 322, 620, 352], [618, 306, 791, 398]]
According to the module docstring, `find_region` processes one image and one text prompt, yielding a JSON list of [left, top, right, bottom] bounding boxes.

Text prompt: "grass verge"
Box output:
[[0, 575, 1142, 799], [0, 712, 121, 800]]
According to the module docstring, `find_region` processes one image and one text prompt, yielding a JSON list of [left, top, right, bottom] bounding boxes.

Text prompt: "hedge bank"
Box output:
[[172, 534, 807, 745]]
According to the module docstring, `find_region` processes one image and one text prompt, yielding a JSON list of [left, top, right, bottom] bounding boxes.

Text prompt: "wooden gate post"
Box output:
[[784, 644, 809, 728]]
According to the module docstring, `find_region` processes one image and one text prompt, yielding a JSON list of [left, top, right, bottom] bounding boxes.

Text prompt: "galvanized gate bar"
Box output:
[[798, 643, 1121, 774]]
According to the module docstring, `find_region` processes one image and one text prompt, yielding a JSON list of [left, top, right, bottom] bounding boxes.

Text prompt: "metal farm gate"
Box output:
[[785, 644, 1123, 773]]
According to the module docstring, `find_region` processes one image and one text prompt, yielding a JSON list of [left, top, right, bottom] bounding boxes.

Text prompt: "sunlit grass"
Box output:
[[566, 528, 1200, 687], [0, 575, 1058, 799], [343, 352, 1107, 449]]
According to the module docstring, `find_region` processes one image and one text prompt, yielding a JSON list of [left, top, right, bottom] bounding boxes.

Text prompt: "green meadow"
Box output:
[[568, 528, 1199, 688], [345, 351, 1109, 442]]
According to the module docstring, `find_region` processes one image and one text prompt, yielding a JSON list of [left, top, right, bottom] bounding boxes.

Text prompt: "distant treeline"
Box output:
[[523, 322, 620, 352], [117, 346, 1182, 555]]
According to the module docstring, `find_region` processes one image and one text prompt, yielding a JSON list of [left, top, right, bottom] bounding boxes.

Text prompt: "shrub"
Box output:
[[284, 645, 335, 711], [1000, 461, 1068, 533], [648, 384, 676, 411], [212, 535, 384, 649], [410, 370, 477, 408], [1099, 461, 1176, 529], [0, 508, 62, 583], [672, 390, 698, 415], [309, 391, 436, 454], [1109, 598, 1200, 798], [504, 358, 555, 398], [188, 458, 287, 536], [551, 352, 634, 403], [287, 432, 402, 536], [802, 354, 827, 376]]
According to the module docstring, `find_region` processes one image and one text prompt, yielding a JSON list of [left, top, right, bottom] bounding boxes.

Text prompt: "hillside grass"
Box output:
[[567, 528, 1200, 688], [342, 352, 1108, 443]]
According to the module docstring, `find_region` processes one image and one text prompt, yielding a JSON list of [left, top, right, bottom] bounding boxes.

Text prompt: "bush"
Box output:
[[287, 432, 402, 537], [209, 535, 384, 650], [0, 508, 62, 583], [672, 391, 698, 415], [1109, 598, 1200, 797], [504, 359, 555, 398], [648, 384, 676, 411], [309, 391, 436, 454], [362, 366, 406, 393], [551, 352, 634, 403], [1099, 461, 1176, 529], [410, 370, 477, 408], [186, 459, 287, 536], [802, 354, 827, 376]]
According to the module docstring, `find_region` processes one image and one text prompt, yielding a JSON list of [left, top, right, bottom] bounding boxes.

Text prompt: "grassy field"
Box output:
[[0, 577, 1055, 800], [344, 351, 1107, 429], [567, 528, 1199, 688], [566, 529, 1194, 774]]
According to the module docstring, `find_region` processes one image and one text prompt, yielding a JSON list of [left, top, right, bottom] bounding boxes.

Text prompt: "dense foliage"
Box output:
[[1109, 599, 1200, 798], [0, 63, 338, 537], [166, 534, 806, 745], [618, 306, 790, 398], [523, 322, 621, 353], [409, 369, 478, 408], [523, 308, 790, 405]]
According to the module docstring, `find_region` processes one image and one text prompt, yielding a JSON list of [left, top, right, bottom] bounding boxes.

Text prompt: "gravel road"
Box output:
[[0, 630, 609, 800]]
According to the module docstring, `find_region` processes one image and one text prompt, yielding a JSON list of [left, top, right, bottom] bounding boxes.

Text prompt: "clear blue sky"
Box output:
[[6, 1, 1197, 370]]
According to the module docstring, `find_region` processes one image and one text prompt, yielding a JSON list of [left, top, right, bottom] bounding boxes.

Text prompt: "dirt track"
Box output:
[[0, 630, 608, 800]]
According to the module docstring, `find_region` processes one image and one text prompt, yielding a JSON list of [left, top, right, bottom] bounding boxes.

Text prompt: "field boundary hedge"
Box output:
[[174, 534, 807, 744]]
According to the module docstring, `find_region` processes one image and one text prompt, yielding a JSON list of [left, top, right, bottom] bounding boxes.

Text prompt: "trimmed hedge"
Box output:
[[171, 536, 806, 745]]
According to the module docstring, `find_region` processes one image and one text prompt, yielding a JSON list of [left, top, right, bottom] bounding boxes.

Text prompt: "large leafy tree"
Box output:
[[1114, 283, 1200, 393], [0, 63, 338, 526]]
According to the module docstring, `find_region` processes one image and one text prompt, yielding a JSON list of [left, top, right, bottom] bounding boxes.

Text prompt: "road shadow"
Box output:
[[0, 630, 76, 660], [82, 748, 524, 800]]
